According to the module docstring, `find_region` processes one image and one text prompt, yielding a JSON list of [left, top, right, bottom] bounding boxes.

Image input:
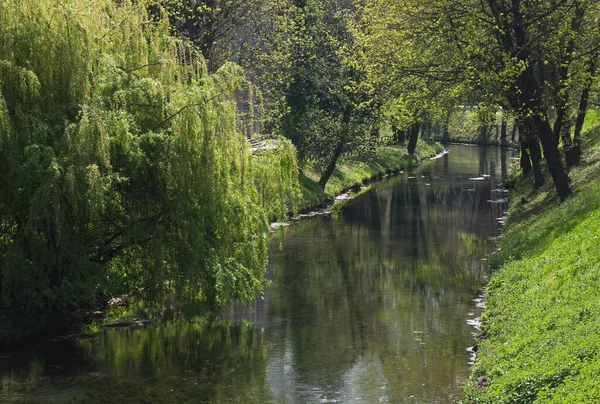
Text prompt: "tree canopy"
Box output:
[[0, 0, 298, 338], [354, 0, 600, 199], [2, 0, 599, 340]]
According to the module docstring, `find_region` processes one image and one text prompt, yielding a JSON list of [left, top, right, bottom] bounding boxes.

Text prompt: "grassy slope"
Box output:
[[463, 111, 600, 403], [298, 140, 444, 211]]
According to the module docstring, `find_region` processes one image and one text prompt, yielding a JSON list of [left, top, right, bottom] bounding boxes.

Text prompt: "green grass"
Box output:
[[462, 112, 600, 403], [298, 173, 326, 210], [297, 139, 444, 211]]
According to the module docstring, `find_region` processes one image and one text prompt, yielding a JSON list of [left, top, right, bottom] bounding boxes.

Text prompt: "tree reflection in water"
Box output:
[[0, 145, 516, 403]]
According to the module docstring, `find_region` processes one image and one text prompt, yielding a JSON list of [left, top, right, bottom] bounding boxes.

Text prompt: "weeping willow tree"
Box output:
[[0, 0, 298, 339]]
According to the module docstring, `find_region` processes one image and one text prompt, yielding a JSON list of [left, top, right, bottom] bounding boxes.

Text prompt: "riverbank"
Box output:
[[297, 140, 444, 211], [462, 119, 600, 402], [0, 144, 507, 403], [0, 139, 443, 346]]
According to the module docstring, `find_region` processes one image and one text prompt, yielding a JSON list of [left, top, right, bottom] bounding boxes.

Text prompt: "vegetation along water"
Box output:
[[2, 0, 600, 402], [1, 145, 516, 402]]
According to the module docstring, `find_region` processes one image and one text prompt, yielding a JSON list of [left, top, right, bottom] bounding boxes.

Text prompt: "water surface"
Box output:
[[0, 145, 515, 403]]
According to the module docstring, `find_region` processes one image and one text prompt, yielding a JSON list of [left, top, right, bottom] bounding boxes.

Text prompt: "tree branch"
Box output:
[[152, 93, 223, 130]]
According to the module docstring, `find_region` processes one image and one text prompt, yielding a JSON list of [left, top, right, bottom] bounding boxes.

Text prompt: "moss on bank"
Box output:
[[462, 117, 600, 403], [297, 140, 444, 211]]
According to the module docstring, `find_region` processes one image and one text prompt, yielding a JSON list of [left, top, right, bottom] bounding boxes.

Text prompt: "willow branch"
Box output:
[[116, 62, 163, 75], [152, 93, 223, 130]]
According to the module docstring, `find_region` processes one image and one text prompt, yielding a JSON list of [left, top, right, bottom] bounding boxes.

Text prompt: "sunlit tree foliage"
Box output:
[[0, 0, 298, 338], [353, 0, 600, 199]]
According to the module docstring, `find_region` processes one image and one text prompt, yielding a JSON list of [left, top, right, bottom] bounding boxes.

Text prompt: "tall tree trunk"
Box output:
[[571, 58, 596, 168], [553, 72, 574, 156], [318, 139, 343, 189], [516, 65, 571, 198], [511, 123, 518, 142], [441, 111, 451, 143], [501, 117, 508, 148], [553, 104, 572, 150], [520, 118, 544, 187], [529, 134, 545, 189], [510, 2, 572, 199], [407, 123, 420, 155], [399, 130, 406, 143], [478, 124, 489, 142], [319, 107, 350, 189], [533, 114, 571, 198], [520, 140, 533, 176], [554, 1, 586, 154], [392, 124, 406, 144]]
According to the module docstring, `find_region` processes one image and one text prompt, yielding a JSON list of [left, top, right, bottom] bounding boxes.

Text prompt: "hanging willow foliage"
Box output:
[[0, 0, 298, 338]]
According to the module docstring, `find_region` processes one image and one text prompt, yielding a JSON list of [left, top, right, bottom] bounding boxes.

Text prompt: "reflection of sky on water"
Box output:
[[258, 145, 517, 403], [267, 339, 392, 403]]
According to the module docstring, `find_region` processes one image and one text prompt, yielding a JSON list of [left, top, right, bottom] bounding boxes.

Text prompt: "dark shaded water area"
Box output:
[[1, 145, 517, 403]]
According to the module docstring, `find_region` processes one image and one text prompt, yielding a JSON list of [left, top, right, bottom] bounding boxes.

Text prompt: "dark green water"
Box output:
[[0, 145, 516, 403]]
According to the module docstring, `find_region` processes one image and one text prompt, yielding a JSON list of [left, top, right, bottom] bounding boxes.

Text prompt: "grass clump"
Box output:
[[462, 118, 600, 403]]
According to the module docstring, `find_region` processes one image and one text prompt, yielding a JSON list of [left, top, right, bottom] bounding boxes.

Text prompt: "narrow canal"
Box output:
[[0, 145, 516, 403]]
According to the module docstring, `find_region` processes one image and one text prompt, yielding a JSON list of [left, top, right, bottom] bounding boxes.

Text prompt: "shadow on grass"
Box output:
[[494, 124, 600, 266]]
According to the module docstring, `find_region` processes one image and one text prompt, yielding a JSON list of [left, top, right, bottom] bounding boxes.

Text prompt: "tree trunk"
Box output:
[[478, 124, 489, 142], [441, 111, 451, 143], [517, 63, 571, 198], [553, 82, 574, 159], [533, 114, 571, 198], [553, 104, 572, 149], [510, 3, 572, 199], [319, 107, 351, 189], [520, 140, 532, 176], [520, 118, 544, 187], [511, 123, 518, 142], [529, 135, 545, 189], [571, 58, 596, 168], [392, 124, 406, 144], [500, 117, 508, 148], [399, 129, 406, 143], [407, 123, 420, 155], [553, 1, 586, 154], [318, 140, 343, 189]]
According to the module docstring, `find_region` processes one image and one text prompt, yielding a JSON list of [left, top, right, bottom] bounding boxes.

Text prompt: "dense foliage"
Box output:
[[154, 1, 394, 190], [2, 0, 599, 349], [353, 0, 600, 199], [0, 0, 298, 339]]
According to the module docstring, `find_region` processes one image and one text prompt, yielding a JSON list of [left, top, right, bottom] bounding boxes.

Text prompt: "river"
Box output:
[[0, 145, 516, 403]]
